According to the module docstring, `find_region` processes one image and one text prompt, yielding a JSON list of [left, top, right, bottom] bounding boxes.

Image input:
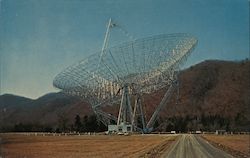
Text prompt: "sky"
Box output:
[[0, 0, 249, 99]]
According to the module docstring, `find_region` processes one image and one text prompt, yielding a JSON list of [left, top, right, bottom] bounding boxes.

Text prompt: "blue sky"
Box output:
[[0, 0, 249, 99]]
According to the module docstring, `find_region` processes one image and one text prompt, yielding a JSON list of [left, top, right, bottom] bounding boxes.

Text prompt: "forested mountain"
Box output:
[[1, 59, 249, 132]]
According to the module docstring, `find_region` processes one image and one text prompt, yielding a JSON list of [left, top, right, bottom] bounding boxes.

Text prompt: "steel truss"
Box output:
[[53, 19, 198, 133]]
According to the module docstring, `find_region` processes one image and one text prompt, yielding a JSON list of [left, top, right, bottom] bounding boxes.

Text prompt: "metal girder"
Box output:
[[117, 84, 133, 126], [53, 19, 198, 132], [146, 83, 175, 131]]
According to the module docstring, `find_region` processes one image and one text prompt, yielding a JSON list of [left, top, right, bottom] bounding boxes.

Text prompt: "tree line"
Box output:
[[0, 114, 106, 133], [0, 113, 248, 132], [156, 113, 248, 132]]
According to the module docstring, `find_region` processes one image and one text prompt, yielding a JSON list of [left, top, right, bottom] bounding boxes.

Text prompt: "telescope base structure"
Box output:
[[114, 84, 134, 134], [107, 84, 133, 135], [104, 80, 177, 134], [107, 123, 132, 134]]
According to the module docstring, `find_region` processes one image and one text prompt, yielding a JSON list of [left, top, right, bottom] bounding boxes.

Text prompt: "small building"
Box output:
[[108, 125, 118, 134], [170, 131, 176, 134], [195, 131, 202, 134], [215, 130, 226, 135], [108, 123, 132, 134]]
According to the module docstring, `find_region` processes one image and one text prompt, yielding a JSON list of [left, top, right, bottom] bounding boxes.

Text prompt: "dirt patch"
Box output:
[[0, 133, 176, 158], [139, 135, 177, 158], [202, 134, 250, 158]]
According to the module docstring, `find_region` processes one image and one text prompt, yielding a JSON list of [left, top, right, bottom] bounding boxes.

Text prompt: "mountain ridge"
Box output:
[[0, 59, 249, 132]]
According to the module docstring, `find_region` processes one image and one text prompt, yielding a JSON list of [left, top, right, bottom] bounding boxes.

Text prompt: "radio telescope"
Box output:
[[53, 18, 197, 133]]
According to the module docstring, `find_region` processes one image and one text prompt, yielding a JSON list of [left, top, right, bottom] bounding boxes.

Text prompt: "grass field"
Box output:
[[0, 133, 177, 158], [202, 134, 250, 157]]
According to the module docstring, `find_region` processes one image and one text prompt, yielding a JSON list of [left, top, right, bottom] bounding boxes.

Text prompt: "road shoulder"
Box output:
[[201, 135, 249, 158]]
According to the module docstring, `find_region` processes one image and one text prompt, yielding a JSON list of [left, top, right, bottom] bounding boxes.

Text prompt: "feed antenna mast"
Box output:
[[99, 18, 137, 132], [98, 18, 114, 69]]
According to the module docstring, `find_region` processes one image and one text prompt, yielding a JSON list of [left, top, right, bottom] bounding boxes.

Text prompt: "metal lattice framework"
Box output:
[[53, 31, 197, 133]]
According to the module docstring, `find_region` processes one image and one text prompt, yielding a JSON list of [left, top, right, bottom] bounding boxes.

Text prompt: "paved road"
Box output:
[[162, 134, 233, 158]]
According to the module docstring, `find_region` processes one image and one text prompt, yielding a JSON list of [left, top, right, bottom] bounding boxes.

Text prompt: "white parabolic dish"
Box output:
[[53, 33, 197, 106]]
